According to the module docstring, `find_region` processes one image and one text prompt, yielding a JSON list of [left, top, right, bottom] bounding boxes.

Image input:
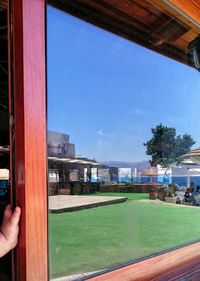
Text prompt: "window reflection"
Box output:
[[47, 5, 200, 280]]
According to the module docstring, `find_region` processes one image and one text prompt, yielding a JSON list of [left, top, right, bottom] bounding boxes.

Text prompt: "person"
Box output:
[[190, 181, 196, 194], [184, 188, 192, 204], [190, 181, 197, 205], [0, 204, 21, 258]]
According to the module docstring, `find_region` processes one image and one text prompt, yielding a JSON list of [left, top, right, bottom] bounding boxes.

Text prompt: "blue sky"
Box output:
[[47, 6, 200, 162]]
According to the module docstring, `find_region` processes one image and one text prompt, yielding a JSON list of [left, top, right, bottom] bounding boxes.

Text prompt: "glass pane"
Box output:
[[47, 4, 200, 280]]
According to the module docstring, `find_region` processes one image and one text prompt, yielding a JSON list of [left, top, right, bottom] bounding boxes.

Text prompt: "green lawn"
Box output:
[[88, 192, 149, 200], [49, 200, 200, 278]]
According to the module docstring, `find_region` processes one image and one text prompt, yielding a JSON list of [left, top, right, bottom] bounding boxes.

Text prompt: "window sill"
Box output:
[[89, 242, 200, 280]]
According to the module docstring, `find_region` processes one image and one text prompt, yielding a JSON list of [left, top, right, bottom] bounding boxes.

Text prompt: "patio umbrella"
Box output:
[[181, 147, 200, 165], [141, 167, 158, 182], [181, 148, 200, 188]]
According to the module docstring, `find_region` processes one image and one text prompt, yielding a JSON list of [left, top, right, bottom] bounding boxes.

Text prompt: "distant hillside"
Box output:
[[102, 160, 150, 172], [172, 166, 200, 176]]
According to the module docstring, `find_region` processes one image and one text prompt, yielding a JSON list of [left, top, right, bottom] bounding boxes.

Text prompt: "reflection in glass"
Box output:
[[47, 5, 200, 280]]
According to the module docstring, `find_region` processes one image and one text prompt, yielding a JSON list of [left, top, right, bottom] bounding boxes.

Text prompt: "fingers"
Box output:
[[1, 205, 12, 228], [3, 205, 12, 220], [2, 205, 21, 228], [10, 207, 21, 226]]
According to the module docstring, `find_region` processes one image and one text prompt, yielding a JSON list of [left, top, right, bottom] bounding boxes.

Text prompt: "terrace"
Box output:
[[49, 193, 200, 279]]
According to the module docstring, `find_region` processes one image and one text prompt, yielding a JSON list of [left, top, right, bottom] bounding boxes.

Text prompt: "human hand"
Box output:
[[0, 204, 21, 257]]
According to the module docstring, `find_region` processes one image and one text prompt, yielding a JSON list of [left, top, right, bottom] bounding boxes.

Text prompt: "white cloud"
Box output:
[[97, 129, 105, 136], [133, 108, 146, 116]]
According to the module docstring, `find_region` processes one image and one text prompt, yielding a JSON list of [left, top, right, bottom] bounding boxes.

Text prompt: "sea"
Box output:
[[129, 176, 200, 187], [91, 175, 200, 187]]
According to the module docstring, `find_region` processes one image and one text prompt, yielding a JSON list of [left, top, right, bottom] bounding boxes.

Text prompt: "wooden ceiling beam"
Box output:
[[77, 0, 151, 33], [48, 0, 194, 67], [48, 0, 149, 40], [101, 0, 160, 26], [129, 0, 163, 17], [145, 0, 199, 34], [168, 0, 200, 25]]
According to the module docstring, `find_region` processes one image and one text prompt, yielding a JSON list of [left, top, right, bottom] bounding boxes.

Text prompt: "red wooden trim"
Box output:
[[10, 0, 48, 280], [89, 242, 200, 281]]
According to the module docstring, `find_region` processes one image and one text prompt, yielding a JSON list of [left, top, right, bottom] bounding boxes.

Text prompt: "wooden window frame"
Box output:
[[7, 0, 200, 280]]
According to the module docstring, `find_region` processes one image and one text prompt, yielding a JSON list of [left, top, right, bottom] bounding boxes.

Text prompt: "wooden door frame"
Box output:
[[8, 0, 48, 280]]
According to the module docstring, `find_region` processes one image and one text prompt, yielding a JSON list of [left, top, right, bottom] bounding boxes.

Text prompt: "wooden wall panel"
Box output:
[[9, 0, 48, 280]]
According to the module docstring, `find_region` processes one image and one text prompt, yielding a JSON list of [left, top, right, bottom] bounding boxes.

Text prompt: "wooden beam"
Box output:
[[145, 0, 200, 33], [48, 0, 193, 67], [168, 0, 200, 25], [9, 0, 48, 280]]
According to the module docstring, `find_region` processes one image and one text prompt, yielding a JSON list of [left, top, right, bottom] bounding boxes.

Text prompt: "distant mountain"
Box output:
[[102, 161, 200, 176], [102, 160, 150, 172]]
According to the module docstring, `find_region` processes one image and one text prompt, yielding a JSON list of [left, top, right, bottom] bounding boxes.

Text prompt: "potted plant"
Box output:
[[164, 184, 177, 203], [149, 185, 157, 200], [57, 183, 71, 195]]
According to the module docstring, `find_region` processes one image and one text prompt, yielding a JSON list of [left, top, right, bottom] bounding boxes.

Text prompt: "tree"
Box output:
[[144, 124, 195, 167]]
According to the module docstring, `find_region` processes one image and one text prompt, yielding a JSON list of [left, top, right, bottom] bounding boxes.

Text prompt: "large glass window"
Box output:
[[47, 5, 200, 280]]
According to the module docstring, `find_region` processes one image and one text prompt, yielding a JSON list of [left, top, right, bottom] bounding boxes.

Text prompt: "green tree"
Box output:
[[144, 124, 195, 167]]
